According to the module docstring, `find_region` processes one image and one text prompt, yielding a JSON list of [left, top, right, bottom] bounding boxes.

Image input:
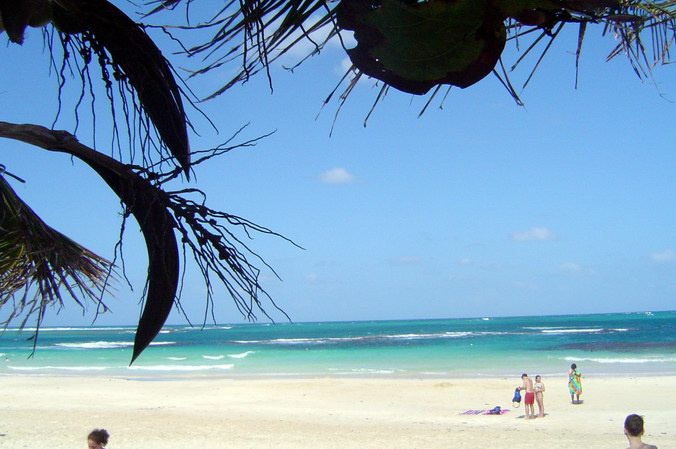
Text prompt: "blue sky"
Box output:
[[1, 9, 675, 327]]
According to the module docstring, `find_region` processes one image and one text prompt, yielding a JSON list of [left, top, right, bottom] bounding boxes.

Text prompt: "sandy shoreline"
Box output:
[[2, 375, 673, 449]]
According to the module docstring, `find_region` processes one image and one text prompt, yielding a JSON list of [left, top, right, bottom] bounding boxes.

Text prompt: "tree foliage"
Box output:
[[159, 0, 674, 106]]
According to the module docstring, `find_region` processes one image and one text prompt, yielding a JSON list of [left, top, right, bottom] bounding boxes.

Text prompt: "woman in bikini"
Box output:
[[534, 375, 545, 417]]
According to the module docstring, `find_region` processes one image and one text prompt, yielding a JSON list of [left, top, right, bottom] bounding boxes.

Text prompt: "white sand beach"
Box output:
[[2, 375, 673, 449]]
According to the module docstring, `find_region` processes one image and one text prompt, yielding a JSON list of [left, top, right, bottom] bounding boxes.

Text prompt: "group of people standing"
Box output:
[[517, 363, 582, 420], [515, 365, 657, 448], [518, 373, 546, 419]]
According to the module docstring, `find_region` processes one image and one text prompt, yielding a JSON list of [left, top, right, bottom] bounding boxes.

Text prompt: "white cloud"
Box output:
[[513, 281, 538, 291], [389, 256, 422, 265], [560, 262, 596, 276], [456, 258, 473, 266], [651, 249, 676, 263], [512, 227, 554, 241], [340, 56, 354, 73], [274, 22, 347, 62], [560, 262, 582, 273], [305, 273, 320, 284], [319, 167, 355, 184]]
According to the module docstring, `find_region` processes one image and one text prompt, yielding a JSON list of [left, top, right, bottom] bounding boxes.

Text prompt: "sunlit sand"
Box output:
[[2, 375, 673, 449]]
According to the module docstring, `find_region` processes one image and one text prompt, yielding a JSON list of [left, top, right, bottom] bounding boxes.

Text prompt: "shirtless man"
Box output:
[[519, 373, 535, 420]]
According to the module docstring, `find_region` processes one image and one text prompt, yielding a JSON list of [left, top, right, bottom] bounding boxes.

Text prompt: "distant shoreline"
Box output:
[[3, 369, 676, 382]]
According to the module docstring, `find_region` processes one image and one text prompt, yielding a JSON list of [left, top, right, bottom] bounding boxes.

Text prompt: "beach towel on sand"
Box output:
[[461, 407, 509, 416]]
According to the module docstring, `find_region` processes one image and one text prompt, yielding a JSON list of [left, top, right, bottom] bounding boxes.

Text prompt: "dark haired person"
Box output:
[[87, 429, 110, 449], [534, 375, 546, 418], [624, 414, 657, 449], [568, 363, 582, 404]]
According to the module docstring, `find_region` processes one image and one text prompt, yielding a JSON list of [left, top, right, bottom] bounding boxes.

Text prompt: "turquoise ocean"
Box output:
[[1, 311, 674, 379]]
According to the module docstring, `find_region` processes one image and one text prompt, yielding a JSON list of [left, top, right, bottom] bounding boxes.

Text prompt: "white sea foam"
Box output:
[[167, 357, 187, 361], [526, 326, 629, 334], [127, 364, 234, 371], [326, 368, 396, 375], [202, 355, 225, 360], [234, 331, 484, 346], [540, 328, 604, 334], [18, 327, 135, 332], [235, 332, 476, 345], [56, 341, 133, 349], [8, 365, 107, 371], [383, 332, 473, 340], [478, 331, 511, 336], [228, 351, 255, 359], [349, 368, 402, 374], [563, 356, 676, 364], [268, 338, 325, 344], [55, 341, 175, 349]]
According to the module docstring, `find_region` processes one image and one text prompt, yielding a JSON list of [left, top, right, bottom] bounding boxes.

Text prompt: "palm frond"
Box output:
[[1, 121, 296, 362], [151, 0, 339, 98], [0, 172, 113, 334], [0, 0, 192, 177], [150, 0, 674, 108]]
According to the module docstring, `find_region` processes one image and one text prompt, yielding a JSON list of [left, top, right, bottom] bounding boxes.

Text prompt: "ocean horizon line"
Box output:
[[17, 308, 676, 331]]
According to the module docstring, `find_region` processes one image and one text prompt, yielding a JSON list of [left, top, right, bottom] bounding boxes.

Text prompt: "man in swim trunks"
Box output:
[[520, 373, 535, 420]]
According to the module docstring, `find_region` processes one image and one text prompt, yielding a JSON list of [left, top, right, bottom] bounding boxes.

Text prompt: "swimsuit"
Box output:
[[535, 382, 544, 397], [524, 392, 535, 405]]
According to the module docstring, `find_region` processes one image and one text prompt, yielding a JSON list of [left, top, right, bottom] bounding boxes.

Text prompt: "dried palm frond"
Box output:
[[0, 121, 296, 362], [150, 0, 339, 98], [0, 0, 192, 176], [602, 0, 676, 76], [0, 171, 113, 336], [53, 0, 192, 177]]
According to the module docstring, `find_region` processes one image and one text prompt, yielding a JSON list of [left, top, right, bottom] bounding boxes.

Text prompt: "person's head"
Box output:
[[571, 363, 577, 370], [535, 375, 541, 382], [88, 429, 109, 449], [624, 414, 645, 437], [521, 373, 528, 379]]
